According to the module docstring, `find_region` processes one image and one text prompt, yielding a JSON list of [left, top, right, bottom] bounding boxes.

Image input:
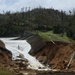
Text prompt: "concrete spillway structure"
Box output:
[[27, 34, 46, 55]]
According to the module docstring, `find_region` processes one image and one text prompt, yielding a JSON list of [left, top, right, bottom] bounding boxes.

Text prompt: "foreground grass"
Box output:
[[0, 70, 13, 75]]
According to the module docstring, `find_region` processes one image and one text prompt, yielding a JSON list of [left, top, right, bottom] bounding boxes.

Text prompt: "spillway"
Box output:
[[0, 37, 44, 69]]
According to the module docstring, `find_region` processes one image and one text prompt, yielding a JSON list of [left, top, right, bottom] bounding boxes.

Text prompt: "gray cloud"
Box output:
[[0, 0, 75, 13]]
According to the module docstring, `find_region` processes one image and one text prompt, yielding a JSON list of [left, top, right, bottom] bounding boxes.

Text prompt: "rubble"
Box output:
[[34, 41, 75, 71]]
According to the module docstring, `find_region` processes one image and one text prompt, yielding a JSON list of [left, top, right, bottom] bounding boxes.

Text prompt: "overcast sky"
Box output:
[[0, 0, 75, 13]]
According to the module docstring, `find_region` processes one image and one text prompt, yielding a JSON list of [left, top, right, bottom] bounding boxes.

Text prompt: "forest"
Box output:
[[0, 7, 75, 40]]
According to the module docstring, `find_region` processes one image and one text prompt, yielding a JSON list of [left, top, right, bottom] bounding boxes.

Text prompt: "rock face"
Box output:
[[34, 41, 75, 70]]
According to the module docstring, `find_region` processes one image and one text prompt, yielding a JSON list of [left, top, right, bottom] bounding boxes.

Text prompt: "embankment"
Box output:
[[32, 41, 75, 71]]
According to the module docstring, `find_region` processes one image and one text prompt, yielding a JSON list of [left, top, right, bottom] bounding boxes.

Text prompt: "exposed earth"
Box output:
[[0, 38, 75, 74], [0, 40, 12, 68], [33, 41, 75, 71]]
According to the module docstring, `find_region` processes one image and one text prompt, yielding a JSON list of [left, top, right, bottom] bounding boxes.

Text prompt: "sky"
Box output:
[[0, 0, 75, 13]]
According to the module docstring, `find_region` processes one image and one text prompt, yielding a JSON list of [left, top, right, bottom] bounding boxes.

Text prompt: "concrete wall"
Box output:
[[27, 34, 46, 55]]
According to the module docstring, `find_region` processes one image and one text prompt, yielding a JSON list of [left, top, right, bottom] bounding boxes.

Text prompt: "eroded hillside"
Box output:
[[33, 41, 75, 71]]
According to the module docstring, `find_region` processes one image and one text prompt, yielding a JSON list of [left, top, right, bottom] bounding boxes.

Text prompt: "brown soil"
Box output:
[[34, 41, 75, 70], [0, 50, 11, 65], [1, 38, 75, 73], [0, 40, 12, 68]]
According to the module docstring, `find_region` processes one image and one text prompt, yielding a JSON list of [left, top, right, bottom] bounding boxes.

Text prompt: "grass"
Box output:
[[27, 30, 75, 43], [37, 31, 51, 41], [46, 31, 75, 43], [0, 70, 13, 75], [44, 31, 70, 42], [29, 30, 75, 43]]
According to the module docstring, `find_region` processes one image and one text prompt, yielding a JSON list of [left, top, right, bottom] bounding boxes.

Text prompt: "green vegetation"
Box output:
[[37, 31, 51, 41], [0, 7, 75, 41], [0, 70, 13, 75], [35, 31, 75, 43]]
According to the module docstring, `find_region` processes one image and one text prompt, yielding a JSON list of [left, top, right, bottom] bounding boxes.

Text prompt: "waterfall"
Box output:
[[0, 37, 44, 69]]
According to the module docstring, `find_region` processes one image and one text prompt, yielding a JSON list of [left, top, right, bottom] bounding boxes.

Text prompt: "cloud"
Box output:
[[49, 0, 75, 11], [0, 0, 19, 12], [0, 0, 75, 13]]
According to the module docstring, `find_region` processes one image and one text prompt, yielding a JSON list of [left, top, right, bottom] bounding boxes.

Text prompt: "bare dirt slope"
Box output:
[[0, 40, 12, 68], [0, 50, 11, 65], [34, 41, 75, 70]]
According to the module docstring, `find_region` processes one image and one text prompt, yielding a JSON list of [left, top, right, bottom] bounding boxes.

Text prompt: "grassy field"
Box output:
[[29, 30, 75, 43]]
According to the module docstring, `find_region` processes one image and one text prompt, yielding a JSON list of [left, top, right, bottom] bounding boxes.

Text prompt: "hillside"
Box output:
[[0, 7, 75, 40], [32, 41, 75, 71], [30, 31, 75, 43]]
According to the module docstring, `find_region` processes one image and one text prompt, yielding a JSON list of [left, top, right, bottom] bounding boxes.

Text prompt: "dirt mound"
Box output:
[[34, 41, 75, 70]]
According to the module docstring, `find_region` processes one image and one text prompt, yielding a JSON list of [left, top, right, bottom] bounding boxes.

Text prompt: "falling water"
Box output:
[[0, 37, 44, 69]]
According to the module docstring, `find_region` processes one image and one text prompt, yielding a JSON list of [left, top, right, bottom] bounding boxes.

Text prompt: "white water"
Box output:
[[0, 37, 44, 69]]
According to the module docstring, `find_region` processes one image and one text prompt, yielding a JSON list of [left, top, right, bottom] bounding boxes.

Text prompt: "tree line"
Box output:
[[0, 7, 75, 40]]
